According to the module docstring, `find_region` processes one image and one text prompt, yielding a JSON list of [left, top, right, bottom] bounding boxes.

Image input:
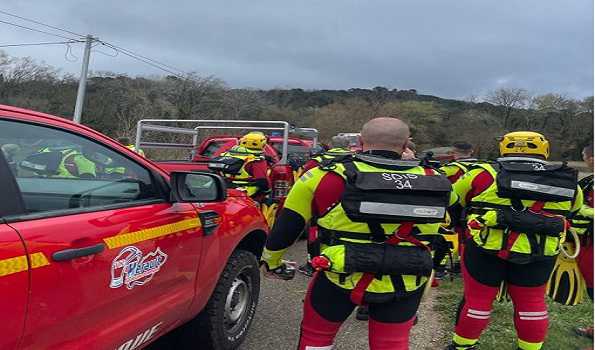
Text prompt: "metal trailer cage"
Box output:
[[135, 119, 291, 164], [289, 127, 319, 149]]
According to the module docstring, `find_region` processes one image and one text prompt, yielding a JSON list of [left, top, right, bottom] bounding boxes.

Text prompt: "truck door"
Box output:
[[0, 152, 29, 350], [0, 118, 204, 350]]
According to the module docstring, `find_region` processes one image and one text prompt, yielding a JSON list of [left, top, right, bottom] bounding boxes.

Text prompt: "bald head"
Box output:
[[360, 117, 410, 153]]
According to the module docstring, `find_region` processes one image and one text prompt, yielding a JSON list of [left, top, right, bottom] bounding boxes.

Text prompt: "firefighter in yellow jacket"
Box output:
[[213, 132, 271, 198], [39, 146, 96, 178], [262, 117, 457, 350], [445, 132, 583, 350]]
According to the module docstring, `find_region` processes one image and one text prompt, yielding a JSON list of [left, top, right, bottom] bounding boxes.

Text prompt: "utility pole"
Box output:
[[73, 34, 94, 124]]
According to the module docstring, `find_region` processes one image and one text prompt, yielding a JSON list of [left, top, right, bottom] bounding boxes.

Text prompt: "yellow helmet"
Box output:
[[239, 132, 267, 151], [499, 131, 550, 159]]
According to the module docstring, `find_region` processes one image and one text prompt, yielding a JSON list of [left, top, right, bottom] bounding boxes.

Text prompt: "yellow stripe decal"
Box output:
[[0, 252, 50, 277], [103, 218, 202, 249]]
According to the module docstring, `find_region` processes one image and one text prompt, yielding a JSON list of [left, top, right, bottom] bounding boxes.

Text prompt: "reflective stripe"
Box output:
[[468, 309, 491, 316], [0, 252, 50, 277], [511, 180, 575, 198], [305, 346, 333, 350], [518, 311, 547, 316], [103, 218, 201, 249], [519, 315, 548, 321], [467, 314, 490, 320], [359, 202, 445, 219]]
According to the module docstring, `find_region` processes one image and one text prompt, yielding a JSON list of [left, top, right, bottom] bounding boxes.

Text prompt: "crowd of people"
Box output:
[[252, 116, 592, 350], [3, 115, 591, 350]]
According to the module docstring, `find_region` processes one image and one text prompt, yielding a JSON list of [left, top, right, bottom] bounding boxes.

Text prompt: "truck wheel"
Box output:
[[194, 250, 260, 350]]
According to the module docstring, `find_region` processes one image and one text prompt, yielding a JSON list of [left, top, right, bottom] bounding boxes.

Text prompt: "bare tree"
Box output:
[[486, 88, 530, 128], [162, 74, 226, 119], [531, 93, 573, 129], [222, 89, 265, 120]]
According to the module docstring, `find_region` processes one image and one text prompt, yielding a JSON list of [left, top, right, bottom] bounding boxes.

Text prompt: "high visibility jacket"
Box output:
[[454, 160, 583, 262], [125, 144, 145, 156], [312, 147, 352, 163], [440, 158, 479, 184], [220, 148, 266, 196], [41, 148, 96, 178], [571, 175, 593, 237], [281, 155, 457, 295], [303, 147, 353, 172]]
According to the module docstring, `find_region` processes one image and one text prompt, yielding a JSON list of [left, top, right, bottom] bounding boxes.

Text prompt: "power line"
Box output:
[[0, 18, 79, 41], [100, 41, 189, 76], [106, 46, 187, 79], [0, 10, 192, 80], [0, 9, 85, 38], [0, 40, 81, 48], [100, 41, 189, 79]]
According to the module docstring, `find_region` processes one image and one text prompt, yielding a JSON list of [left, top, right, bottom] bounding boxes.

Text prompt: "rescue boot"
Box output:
[[355, 305, 369, 321], [297, 262, 314, 277], [261, 261, 296, 280]]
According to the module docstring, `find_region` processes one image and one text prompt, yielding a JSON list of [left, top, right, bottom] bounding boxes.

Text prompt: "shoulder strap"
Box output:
[[446, 161, 468, 173], [578, 175, 594, 191], [319, 153, 354, 171]]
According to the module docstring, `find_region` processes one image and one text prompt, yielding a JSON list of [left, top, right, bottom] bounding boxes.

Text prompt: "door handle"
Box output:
[[199, 211, 221, 236], [52, 243, 105, 261]]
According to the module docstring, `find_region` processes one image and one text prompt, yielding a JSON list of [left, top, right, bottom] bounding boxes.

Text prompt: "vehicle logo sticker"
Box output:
[[110, 246, 168, 289]]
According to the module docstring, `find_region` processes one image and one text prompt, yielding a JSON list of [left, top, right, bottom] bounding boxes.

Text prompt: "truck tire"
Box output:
[[192, 250, 260, 350]]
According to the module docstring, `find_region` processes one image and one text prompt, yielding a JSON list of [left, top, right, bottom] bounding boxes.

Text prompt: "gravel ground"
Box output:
[[241, 240, 448, 350], [148, 240, 449, 349]]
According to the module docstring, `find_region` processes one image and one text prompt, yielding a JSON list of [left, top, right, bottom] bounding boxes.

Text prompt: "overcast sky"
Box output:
[[1, 0, 593, 99]]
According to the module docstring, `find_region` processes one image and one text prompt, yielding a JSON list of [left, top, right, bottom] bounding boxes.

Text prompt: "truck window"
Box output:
[[200, 140, 235, 158], [0, 119, 162, 216]]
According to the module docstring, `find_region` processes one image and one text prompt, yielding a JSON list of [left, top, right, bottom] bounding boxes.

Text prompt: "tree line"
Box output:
[[0, 50, 592, 160]]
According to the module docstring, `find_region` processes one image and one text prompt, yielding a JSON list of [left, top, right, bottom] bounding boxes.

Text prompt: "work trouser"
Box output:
[[298, 272, 423, 350], [577, 241, 594, 300], [452, 240, 556, 350]]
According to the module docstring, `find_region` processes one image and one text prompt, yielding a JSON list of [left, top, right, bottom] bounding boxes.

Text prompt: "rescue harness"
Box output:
[[314, 154, 452, 304]]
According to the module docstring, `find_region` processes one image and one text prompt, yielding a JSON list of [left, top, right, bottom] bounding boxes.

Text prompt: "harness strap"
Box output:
[[349, 167, 435, 305], [497, 201, 545, 260], [468, 201, 570, 216], [350, 222, 423, 305]]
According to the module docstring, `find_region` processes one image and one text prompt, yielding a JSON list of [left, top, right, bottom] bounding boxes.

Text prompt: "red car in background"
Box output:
[[0, 105, 268, 350]]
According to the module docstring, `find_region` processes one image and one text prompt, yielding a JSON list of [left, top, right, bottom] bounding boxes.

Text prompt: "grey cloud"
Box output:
[[1, 0, 592, 98]]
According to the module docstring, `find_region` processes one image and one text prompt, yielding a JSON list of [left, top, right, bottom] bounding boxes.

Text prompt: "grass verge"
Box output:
[[435, 277, 594, 350]]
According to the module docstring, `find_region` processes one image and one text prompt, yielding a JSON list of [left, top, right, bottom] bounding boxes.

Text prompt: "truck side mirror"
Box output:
[[170, 172, 227, 202]]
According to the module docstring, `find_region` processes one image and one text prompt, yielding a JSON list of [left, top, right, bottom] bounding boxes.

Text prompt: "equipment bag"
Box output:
[[340, 161, 452, 223], [496, 208, 566, 236], [496, 160, 577, 202], [208, 156, 245, 175], [321, 242, 433, 276]]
